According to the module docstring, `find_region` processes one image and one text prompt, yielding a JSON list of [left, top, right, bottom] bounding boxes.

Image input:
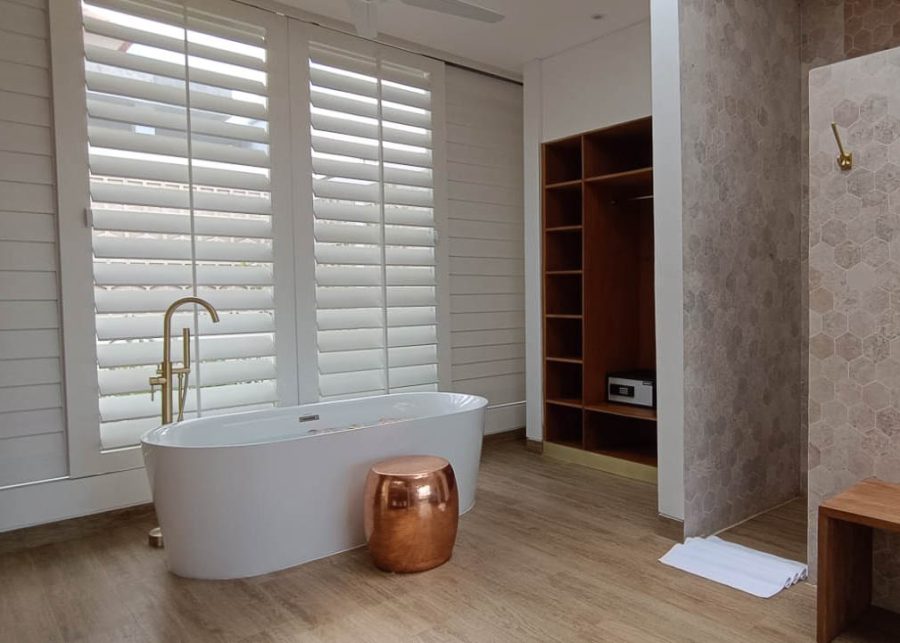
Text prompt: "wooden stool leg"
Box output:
[[817, 514, 873, 643]]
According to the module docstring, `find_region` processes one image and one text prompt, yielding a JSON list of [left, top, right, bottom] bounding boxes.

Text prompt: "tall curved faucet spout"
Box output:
[[161, 297, 220, 366], [149, 297, 220, 426]]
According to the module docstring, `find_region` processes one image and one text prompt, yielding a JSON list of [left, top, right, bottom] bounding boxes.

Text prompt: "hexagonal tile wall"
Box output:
[[802, 0, 900, 499], [680, 0, 802, 539], [809, 46, 900, 612], [845, 0, 900, 59]]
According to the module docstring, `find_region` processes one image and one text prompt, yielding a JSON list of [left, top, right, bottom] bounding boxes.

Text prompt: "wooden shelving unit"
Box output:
[[541, 116, 657, 482]]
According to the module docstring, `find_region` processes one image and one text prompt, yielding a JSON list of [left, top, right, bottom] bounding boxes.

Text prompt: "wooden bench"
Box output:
[[818, 478, 900, 642]]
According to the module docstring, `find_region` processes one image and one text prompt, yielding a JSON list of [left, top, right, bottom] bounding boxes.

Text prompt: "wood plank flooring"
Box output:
[[0, 440, 896, 642]]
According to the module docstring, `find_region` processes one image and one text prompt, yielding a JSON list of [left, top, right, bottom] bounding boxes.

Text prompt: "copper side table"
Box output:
[[364, 455, 459, 573]]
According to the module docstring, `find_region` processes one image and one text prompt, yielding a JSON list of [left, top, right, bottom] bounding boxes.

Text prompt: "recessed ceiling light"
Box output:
[[591, 12, 606, 20]]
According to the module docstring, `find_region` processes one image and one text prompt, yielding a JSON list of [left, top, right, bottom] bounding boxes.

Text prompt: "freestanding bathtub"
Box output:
[[140, 392, 487, 579]]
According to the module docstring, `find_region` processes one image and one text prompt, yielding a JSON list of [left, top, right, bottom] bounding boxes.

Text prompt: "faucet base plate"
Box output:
[[148, 526, 164, 548]]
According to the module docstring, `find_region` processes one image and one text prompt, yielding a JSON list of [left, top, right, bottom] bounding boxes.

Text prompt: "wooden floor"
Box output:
[[1, 440, 898, 642]]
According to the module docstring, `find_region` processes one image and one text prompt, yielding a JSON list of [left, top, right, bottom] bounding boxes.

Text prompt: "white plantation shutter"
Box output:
[[308, 41, 441, 399], [81, 0, 281, 447], [52, 6, 444, 473]]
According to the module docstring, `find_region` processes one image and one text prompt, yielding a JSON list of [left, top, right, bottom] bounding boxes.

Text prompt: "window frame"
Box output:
[[50, 0, 296, 476], [294, 23, 451, 401], [50, 2, 449, 479]]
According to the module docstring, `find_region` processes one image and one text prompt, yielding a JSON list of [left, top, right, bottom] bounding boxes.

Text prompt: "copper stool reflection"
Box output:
[[364, 455, 459, 573]]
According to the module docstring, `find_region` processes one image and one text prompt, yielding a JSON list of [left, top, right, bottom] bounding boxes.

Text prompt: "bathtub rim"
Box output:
[[140, 391, 488, 451]]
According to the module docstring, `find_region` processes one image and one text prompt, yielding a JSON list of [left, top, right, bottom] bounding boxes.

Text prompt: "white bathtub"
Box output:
[[140, 392, 487, 579]]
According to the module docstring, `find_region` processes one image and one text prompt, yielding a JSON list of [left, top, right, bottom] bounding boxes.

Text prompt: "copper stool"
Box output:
[[364, 455, 459, 573]]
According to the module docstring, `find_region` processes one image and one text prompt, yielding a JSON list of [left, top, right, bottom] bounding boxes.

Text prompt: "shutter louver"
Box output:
[[82, 0, 278, 448], [309, 42, 438, 400]]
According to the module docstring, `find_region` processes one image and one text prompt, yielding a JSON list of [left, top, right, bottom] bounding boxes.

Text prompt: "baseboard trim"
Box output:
[[525, 439, 543, 454], [542, 442, 657, 484], [656, 514, 684, 542], [483, 427, 525, 444], [0, 466, 152, 534], [483, 402, 525, 435]]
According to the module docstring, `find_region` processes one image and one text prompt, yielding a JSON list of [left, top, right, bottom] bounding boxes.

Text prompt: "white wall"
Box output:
[[445, 67, 526, 435], [0, 0, 69, 488], [524, 19, 652, 443], [538, 21, 653, 142]]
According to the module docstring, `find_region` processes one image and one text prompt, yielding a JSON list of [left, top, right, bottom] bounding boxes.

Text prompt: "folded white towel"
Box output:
[[659, 536, 808, 598]]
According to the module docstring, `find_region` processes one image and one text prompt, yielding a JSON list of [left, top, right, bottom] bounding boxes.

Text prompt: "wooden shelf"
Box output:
[[546, 315, 582, 363], [545, 361, 582, 407], [546, 356, 582, 364], [544, 272, 582, 316], [546, 438, 583, 450], [585, 402, 656, 422], [545, 227, 582, 272], [546, 225, 583, 232], [585, 167, 653, 201], [583, 116, 653, 178], [544, 136, 582, 184], [544, 402, 582, 448], [545, 178, 582, 190], [546, 398, 582, 409], [545, 180, 583, 227], [585, 166, 653, 184]]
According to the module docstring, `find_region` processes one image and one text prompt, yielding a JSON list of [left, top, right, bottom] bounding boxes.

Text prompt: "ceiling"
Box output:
[[280, 0, 650, 75]]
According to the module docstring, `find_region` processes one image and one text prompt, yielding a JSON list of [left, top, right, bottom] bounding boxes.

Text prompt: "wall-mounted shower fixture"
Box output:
[[831, 123, 853, 171]]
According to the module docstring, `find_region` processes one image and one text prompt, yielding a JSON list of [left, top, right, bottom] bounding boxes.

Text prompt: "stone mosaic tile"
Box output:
[[845, 0, 900, 58], [680, 0, 802, 537], [802, 0, 848, 494], [801, 0, 900, 498], [809, 46, 900, 611]]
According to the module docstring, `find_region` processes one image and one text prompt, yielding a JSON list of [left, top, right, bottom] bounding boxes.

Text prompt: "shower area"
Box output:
[[669, 0, 900, 617], [808, 45, 900, 613]]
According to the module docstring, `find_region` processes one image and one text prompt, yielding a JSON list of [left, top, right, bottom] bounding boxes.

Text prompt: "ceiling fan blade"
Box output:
[[346, 0, 379, 38], [398, 0, 504, 23]]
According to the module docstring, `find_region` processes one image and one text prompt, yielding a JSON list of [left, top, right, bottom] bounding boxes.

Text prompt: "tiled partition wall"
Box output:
[[801, 0, 900, 493], [808, 48, 900, 611], [679, 0, 803, 536]]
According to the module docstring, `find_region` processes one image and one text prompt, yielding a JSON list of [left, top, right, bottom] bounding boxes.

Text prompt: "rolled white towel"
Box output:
[[659, 536, 808, 598]]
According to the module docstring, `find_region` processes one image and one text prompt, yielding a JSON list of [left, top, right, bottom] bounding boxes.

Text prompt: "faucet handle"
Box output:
[[149, 373, 165, 401], [180, 327, 191, 370]]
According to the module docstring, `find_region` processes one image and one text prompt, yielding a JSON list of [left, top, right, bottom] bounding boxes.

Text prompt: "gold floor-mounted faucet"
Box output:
[[149, 296, 220, 425], [147, 296, 219, 549]]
